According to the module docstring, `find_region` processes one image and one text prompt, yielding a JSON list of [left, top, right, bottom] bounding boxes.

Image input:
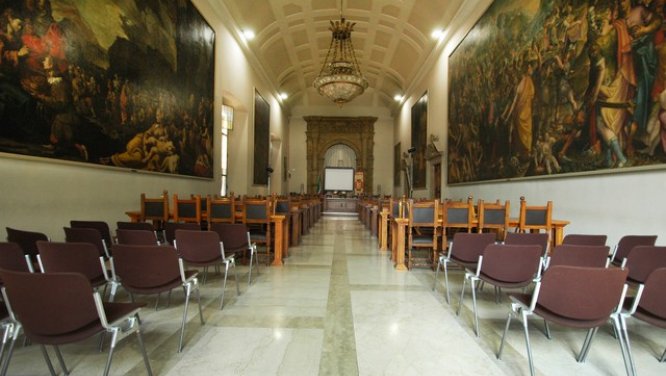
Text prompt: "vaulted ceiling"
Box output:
[[216, 0, 465, 110]]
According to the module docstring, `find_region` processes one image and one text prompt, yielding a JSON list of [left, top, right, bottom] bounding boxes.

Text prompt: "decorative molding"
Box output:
[[304, 116, 377, 194]]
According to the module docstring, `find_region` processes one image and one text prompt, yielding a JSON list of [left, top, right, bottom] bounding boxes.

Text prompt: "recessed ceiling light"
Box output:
[[431, 29, 443, 40], [279, 92, 288, 100], [394, 95, 403, 102], [242, 29, 255, 41]]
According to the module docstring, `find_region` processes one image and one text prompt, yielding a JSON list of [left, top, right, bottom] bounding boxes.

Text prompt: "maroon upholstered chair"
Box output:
[[504, 232, 549, 254], [0, 269, 152, 376], [561, 234, 607, 246], [610, 235, 658, 266], [622, 245, 666, 285], [5, 227, 48, 264], [70, 220, 114, 249], [116, 229, 160, 246], [458, 243, 543, 336], [209, 223, 259, 285], [546, 244, 610, 269], [111, 244, 204, 352], [36, 241, 110, 291], [174, 230, 239, 309], [164, 222, 200, 246], [433, 232, 496, 304], [64, 227, 111, 259], [620, 267, 666, 375], [497, 265, 630, 376]]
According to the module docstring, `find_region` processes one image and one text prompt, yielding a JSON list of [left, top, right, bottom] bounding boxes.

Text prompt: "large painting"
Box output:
[[253, 89, 270, 185], [448, 0, 666, 184], [411, 92, 427, 188], [0, 0, 214, 178]]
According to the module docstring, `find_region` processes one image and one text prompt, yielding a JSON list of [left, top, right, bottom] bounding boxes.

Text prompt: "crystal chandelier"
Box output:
[[313, 2, 368, 106]]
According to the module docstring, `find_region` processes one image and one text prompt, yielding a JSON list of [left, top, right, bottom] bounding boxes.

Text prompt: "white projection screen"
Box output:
[[324, 168, 354, 191]]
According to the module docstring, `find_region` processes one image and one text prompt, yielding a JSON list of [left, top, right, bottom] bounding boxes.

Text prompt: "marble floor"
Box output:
[[6, 217, 666, 375]]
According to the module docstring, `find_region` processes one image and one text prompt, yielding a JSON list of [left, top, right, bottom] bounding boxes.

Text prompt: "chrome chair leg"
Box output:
[[220, 262, 229, 310], [233, 259, 240, 296], [521, 310, 535, 376], [443, 260, 451, 304], [53, 345, 68, 375], [39, 345, 57, 376], [135, 319, 153, 376], [470, 277, 480, 337], [497, 308, 514, 359], [178, 284, 191, 353]]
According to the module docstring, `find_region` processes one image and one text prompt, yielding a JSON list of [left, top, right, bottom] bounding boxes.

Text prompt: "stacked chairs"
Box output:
[[210, 223, 259, 285], [112, 244, 204, 352], [174, 230, 239, 309], [433, 232, 496, 304], [497, 265, 630, 376], [0, 269, 152, 376]]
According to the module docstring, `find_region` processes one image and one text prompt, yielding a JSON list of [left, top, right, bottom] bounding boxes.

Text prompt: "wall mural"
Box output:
[[253, 89, 269, 185], [411, 92, 427, 188], [0, 0, 214, 178], [448, 0, 666, 184]]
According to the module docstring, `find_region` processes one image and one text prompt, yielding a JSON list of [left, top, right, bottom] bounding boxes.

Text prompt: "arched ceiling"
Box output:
[[217, 0, 465, 111]]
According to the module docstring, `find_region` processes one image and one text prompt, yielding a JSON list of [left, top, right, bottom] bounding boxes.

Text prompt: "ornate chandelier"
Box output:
[[313, 2, 368, 106]]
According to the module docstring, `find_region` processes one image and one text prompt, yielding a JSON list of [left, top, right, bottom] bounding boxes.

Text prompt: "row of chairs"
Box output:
[[432, 232, 664, 376]]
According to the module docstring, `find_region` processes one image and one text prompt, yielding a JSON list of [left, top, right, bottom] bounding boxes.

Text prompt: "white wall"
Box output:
[[393, 0, 666, 245], [0, 0, 290, 240], [288, 104, 394, 195]]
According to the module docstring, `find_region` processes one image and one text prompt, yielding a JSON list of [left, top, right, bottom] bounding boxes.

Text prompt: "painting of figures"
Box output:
[[448, 0, 666, 183], [0, 0, 215, 178]]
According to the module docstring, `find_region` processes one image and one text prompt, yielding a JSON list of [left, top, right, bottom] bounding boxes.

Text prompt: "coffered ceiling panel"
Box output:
[[219, 0, 465, 110]]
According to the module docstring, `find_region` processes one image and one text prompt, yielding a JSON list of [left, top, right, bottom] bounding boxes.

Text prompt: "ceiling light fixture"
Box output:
[[242, 29, 255, 41], [431, 29, 443, 40], [313, 0, 368, 106], [393, 94, 403, 102], [279, 92, 288, 100]]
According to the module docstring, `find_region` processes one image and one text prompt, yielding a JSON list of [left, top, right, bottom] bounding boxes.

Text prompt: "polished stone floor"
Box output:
[[6, 217, 666, 375]]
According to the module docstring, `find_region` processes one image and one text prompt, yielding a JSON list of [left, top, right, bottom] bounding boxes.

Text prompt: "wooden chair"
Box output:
[[517, 196, 553, 237], [172, 194, 201, 224], [406, 199, 439, 269], [477, 199, 510, 241], [207, 195, 236, 225], [242, 197, 273, 265], [140, 190, 169, 232], [441, 196, 475, 250]]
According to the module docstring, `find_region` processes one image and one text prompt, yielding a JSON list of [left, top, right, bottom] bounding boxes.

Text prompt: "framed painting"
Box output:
[[448, 0, 666, 184], [253, 89, 270, 185], [411, 92, 427, 188], [394, 142, 401, 186], [0, 0, 215, 178]]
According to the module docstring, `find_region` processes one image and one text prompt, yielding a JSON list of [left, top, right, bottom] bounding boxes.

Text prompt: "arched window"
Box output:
[[324, 144, 356, 168]]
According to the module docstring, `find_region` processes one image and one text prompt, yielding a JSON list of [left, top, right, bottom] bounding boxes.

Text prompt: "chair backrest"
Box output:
[[117, 221, 155, 232], [173, 194, 202, 224], [624, 246, 666, 284], [389, 197, 407, 218], [408, 199, 439, 227], [209, 223, 250, 252], [477, 199, 510, 236], [116, 229, 159, 245], [140, 191, 169, 223], [70, 220, 113, 246], [111, 244, 180, 290], [442, 197, 475, 232], [0, 242, 32, 275], [175, 230, 223, 262], [480, 244, 542, 284], [207, 195, 236, 224], [5, 227, 48, 257], [0, 270, 99, 338], [504, 232, 550, 256], [636, 267, 666, 319], [518, 196, 552, 233], [538, 265, 627, 321], [36, 241, 104, 282], [64, 227, 108, 258], [274, 197, 291, 215], [548, 244, 610, 268], [562, 234, 607, 246], [450, 232, 496, 263], [242, 198, 272, 225], [164, 222, 201, 245], [612, 235, 658, 264]]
